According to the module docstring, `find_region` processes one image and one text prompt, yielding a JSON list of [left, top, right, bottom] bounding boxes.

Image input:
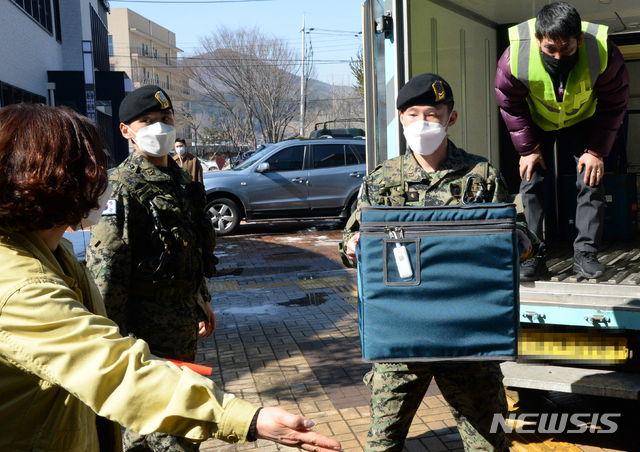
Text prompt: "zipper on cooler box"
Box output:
[[360, 219, 515, 237]]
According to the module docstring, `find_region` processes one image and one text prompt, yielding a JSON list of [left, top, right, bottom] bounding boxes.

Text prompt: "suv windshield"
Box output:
[[233, 145, 273, 170]]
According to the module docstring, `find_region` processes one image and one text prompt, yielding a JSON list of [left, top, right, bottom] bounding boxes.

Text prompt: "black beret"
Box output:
[[396, 73, 454, 111], [119, 85, 173, 124]]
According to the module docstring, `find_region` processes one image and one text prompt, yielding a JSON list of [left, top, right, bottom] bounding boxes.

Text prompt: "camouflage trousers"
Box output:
[[123, 315, 200, 451], [123, 428, 200, 452], [365, 361, 508, 452], [128, 295, 202, 363]]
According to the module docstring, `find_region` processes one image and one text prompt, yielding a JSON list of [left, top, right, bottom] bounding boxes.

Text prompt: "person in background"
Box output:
[[173, 138, 204, 184], [341, 73, 535, 452], [85, 85, 213, 451], [495, 2, 629, 280], [0, 102, 342, 452]]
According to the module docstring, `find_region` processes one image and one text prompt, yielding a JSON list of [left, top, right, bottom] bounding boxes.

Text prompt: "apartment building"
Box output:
[[1, 0, 131, 164], [108, 8, 194, 141]]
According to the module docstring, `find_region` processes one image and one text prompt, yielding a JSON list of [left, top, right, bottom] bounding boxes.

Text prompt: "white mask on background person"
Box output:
[[128, 122, 176, 157], [71, 184, 114, 231], [175, 145, 186, 156], [402, 114, 452, 156]]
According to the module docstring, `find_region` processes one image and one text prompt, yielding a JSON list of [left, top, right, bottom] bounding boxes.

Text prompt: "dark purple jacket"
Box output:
[[495, 41, 629, 157]]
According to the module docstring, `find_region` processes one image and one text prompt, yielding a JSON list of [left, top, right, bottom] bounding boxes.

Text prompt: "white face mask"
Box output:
[[71, 184, 114, 231], [402, 115, 451, 156], [128, 122, 176, 157], [175, 145, 186, 155]]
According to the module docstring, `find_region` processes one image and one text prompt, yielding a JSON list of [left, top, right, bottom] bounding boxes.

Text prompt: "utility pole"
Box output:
[[300, 13, 306, 137]]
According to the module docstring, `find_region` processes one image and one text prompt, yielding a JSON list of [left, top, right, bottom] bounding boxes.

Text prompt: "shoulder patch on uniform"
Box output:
[[103, 199, 117, 215]]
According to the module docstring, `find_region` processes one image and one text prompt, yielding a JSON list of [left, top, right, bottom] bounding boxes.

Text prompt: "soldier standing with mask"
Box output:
[[86, 85, 217, 452], [495, 2, 629, 281], [340, 73, 536, 452]]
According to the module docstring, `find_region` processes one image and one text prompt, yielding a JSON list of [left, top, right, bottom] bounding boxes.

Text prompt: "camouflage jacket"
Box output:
[[85, 151, 217, 335], [340, 141, 533, 267]]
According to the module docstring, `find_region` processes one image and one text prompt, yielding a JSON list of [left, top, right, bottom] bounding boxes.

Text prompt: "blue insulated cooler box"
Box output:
[[357, 204, 520, 362]]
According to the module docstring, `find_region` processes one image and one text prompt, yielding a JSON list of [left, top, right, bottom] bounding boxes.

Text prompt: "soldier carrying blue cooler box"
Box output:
[[339, 73, 538, 452]]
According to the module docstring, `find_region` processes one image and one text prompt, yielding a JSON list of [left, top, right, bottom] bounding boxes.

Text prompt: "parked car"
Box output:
[[197, 156, 219, 171], [203, 138, 366, 235]]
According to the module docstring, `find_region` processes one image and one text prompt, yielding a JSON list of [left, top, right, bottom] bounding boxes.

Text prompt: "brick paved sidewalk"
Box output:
[[193, 223, 634, 452]]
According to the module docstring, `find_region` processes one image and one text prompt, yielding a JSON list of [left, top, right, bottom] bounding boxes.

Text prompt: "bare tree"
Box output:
[[184, 26, 313, 146], [308, 76, 364, 134], [350, 48, 364, 99], [201, 120, 228, 146], [172, 102, 206, 155]]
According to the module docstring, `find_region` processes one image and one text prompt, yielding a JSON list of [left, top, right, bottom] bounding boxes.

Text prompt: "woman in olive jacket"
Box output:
[[0, 103, 341, 452]]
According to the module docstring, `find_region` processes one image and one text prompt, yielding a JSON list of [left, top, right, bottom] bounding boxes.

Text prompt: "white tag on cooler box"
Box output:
[[393, 245, 413, 279]]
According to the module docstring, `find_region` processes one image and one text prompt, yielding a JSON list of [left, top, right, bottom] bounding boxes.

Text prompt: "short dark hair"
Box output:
[[0, 103, 109, 232], [175, 138, 186, 145], [535, 2, 582, 42]]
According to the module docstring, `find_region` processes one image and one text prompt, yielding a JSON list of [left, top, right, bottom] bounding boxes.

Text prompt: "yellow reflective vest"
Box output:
[[509, 18, 608, 130]]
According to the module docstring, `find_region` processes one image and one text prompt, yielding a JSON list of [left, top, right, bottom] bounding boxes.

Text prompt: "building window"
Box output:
[[142, 43, 148, 56], [1, 80, 46, 108], [12, 0, 53, 34], [108, 35, 114, 57], [153, 48, 158, 59], [91, 5, 109, 71], [52, 0, 61, 42]]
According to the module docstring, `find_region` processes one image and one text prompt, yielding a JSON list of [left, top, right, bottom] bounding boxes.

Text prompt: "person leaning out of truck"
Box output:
[[495, 1, 629, 281]]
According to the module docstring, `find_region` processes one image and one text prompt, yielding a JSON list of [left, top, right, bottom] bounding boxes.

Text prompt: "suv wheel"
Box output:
[[207, 198, 240, 236]]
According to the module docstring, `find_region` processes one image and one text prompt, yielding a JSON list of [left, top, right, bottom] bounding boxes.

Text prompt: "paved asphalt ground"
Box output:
[[193, 220, 639, 452]]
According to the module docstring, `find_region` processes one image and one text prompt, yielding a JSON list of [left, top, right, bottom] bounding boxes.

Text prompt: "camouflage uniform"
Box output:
[[86, 151, 217, 452], [341, 141, 517, 452]]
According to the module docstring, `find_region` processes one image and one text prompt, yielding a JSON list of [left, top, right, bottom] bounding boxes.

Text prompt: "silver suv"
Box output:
[[203, 138, 366, 235]]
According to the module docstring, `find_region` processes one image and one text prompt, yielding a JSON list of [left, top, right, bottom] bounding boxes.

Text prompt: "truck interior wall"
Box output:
[[405, 0, 500, 166], [624, 59, 640, 201]]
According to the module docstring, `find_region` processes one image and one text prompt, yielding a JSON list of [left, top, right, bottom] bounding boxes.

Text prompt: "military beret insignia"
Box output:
[[432, 80, 446, 102], [155, 91, 171, 109]]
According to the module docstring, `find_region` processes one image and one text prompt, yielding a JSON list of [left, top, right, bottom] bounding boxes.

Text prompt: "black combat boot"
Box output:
[[573, 250, 605, 278]]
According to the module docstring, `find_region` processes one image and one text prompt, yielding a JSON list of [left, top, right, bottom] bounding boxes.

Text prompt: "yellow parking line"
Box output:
[[208, 281, 241, 292]]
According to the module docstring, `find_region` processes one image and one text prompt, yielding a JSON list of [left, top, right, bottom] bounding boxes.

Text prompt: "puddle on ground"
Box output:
[[222, 305, 278, 316], [277, 292, 328, 307]]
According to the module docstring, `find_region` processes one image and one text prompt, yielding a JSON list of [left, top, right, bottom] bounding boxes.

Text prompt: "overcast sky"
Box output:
[[109, 0, 364, 85]]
